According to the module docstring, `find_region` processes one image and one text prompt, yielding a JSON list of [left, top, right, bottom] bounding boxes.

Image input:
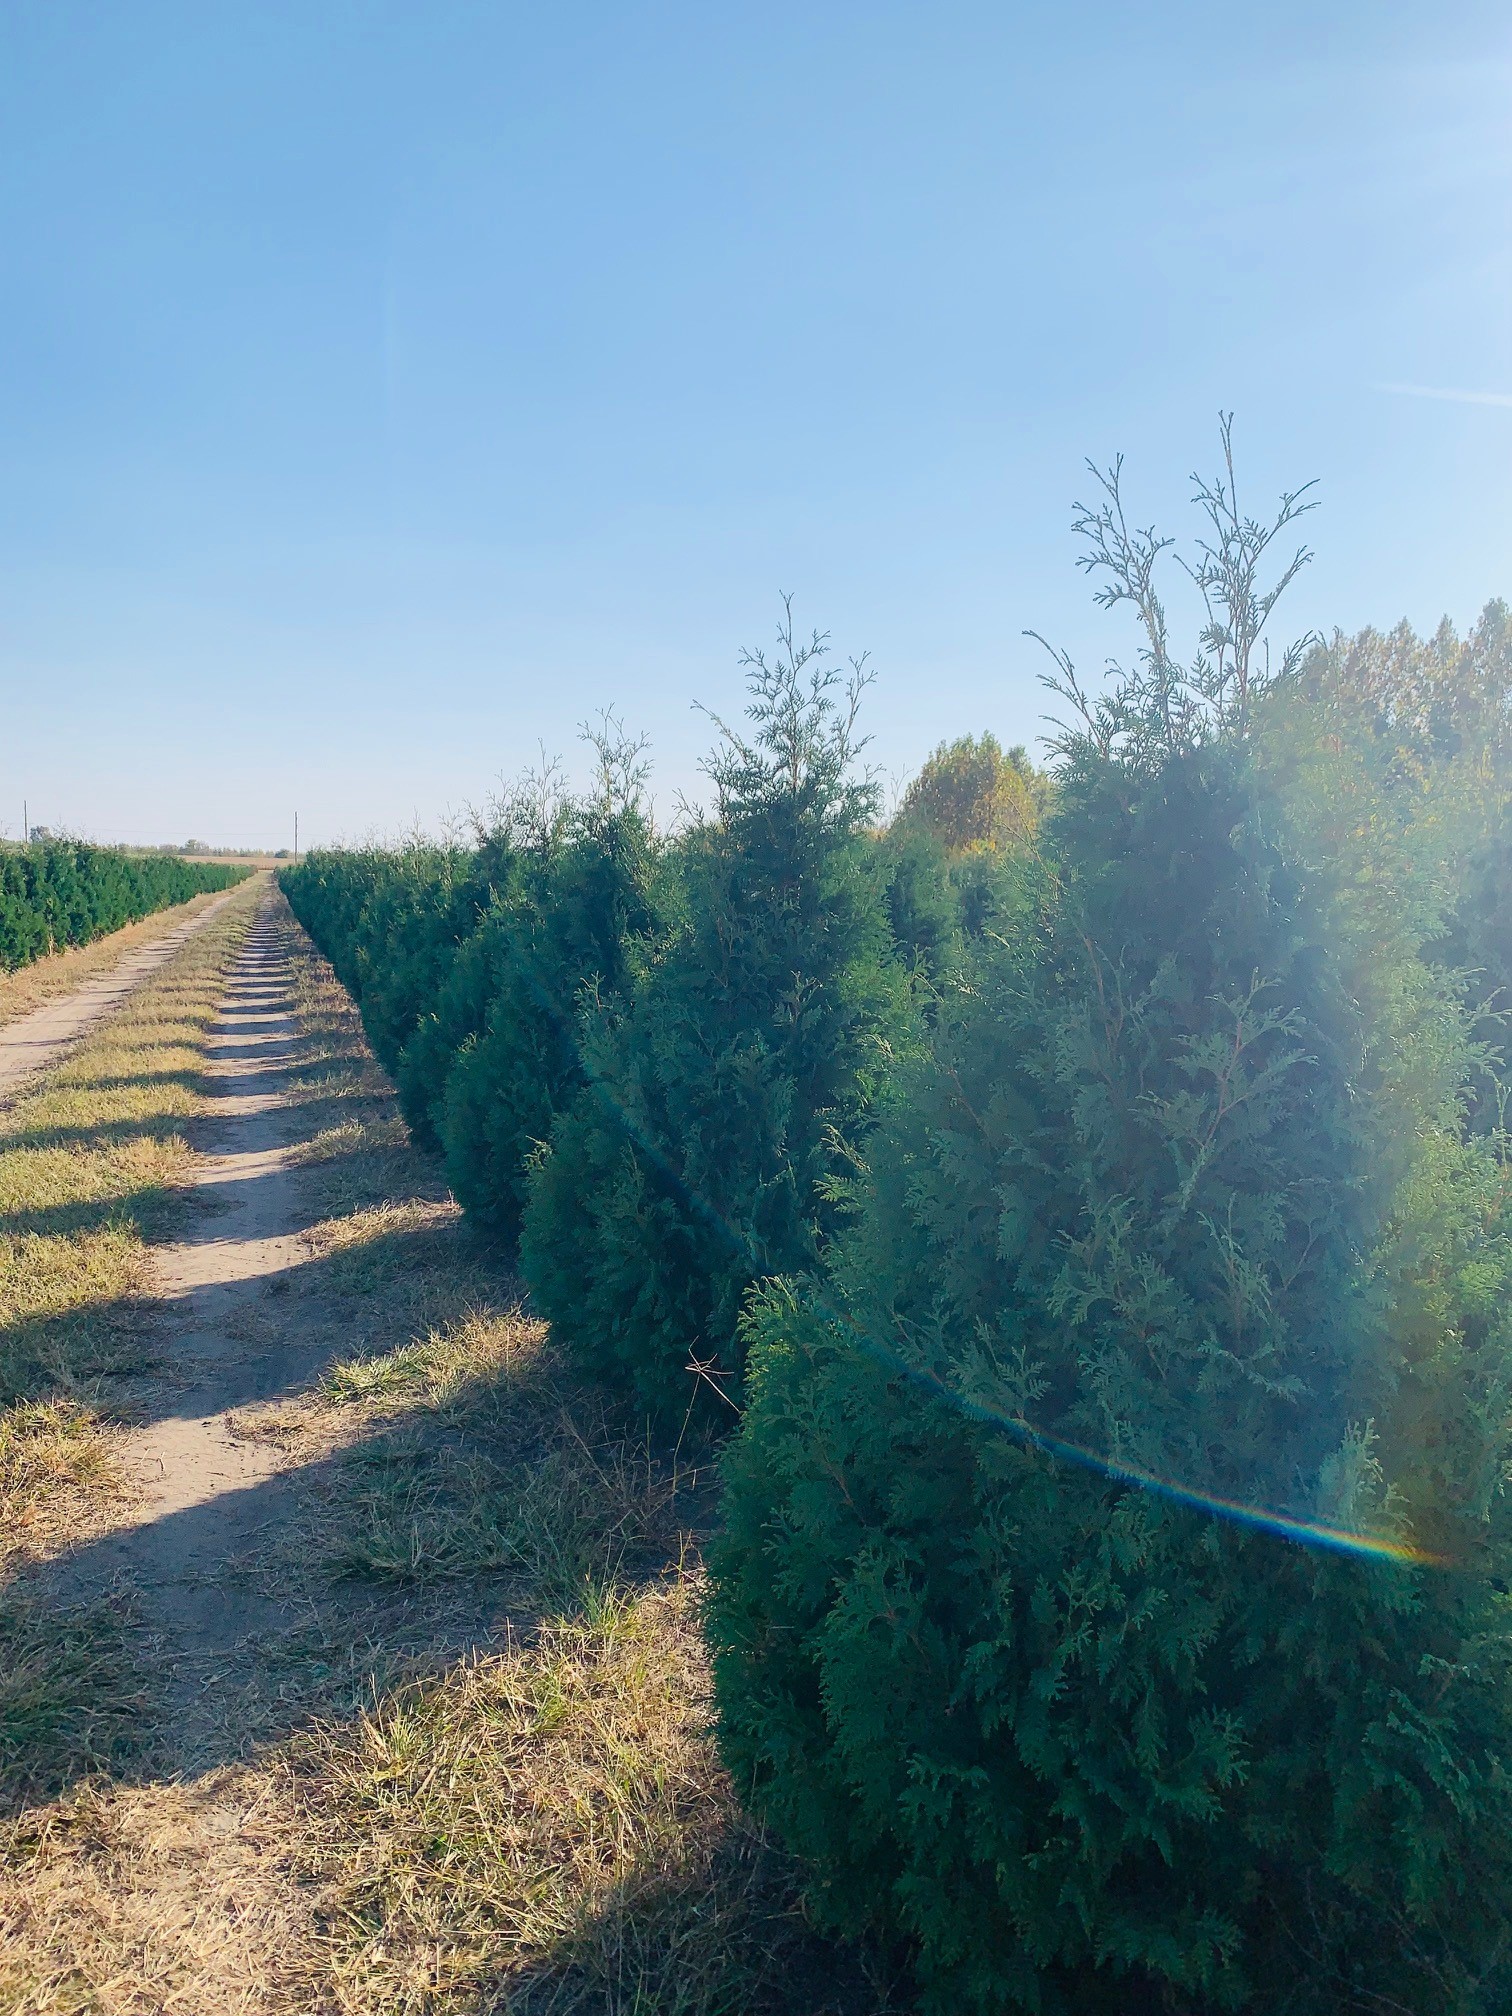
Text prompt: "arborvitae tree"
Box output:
[[0, 843, 246, 970], [279, 732, 659, 1208], [434, 722, 663, 1252], [709, 430, 1512, 2013], [382, 760, 570, 1163], [283, 828, 523, 1148], [879, 823, 962, 985], [392, 865, 531, 1155], [520, 603, 918, 1426], [279, 848, 380, 997], [342, 843, 492, 1084]]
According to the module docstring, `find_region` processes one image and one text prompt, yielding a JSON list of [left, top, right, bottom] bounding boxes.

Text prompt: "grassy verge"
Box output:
[[0, 877, 263, 1805], [252, 925, 897, 2013], [283, 1574, 864, 2016], [0, 885, 236, 1032], [0, 876, 264, 1422]]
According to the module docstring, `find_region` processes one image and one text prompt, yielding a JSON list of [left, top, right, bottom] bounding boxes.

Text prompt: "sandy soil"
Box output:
[[0, 865, 575, 2016], [44, 896, 332, 1721], [22, 881, 503, 1752]]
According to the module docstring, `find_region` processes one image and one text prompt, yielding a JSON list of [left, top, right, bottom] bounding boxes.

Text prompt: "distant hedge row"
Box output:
[[0, 843, 249, 971], [282, 481, 1512, 2010]]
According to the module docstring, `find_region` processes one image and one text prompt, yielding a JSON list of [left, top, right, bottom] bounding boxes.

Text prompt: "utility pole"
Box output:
[[22, 800, 27, 847], [294, 811, 298, 861]]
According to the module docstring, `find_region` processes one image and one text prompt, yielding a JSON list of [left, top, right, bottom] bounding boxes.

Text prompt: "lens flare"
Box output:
[[847, 1334, 1445, 1566]]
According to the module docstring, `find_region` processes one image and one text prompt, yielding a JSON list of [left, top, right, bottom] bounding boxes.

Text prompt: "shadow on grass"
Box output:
[[4, 1267, 708, 1802], [0, 1589, 148, 1820], [0, 1290, 163, 1410], [503, 1833, 904, 2016], [5, 1066, 209, 1103], [0, 905, 907, 2011], [0, 1184, 214, 1245]]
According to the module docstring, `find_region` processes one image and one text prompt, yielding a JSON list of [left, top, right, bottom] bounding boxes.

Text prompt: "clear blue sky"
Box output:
[[2, 1, 1508, 848]]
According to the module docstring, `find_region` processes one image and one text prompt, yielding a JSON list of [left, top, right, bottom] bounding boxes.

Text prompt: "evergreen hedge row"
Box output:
[[712, 711, 1512, 2014], [0, 843, 250, 971], [281, 528, 1512, 2005]]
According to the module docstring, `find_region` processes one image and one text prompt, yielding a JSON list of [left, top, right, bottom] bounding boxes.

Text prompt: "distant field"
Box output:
[[173, 852, 287, 867]]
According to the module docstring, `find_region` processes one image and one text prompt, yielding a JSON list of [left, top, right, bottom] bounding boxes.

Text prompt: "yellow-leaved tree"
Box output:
[[895, 732, 1047, 853]]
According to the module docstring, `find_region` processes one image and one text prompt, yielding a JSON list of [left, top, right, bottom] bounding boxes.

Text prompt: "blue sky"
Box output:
[[2, 1, 1508, 848]]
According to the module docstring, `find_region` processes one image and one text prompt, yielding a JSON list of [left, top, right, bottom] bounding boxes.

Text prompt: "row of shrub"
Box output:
[[0, 843, 250, 971], [283, 460, 1512, 2012]]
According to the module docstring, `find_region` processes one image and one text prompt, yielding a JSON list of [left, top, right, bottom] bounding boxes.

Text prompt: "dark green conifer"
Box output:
[[520, 603, 917, 1425], [436, 721, 662, 1251], [0, 842, 246, 970], [709, 432, 1512, 2012]]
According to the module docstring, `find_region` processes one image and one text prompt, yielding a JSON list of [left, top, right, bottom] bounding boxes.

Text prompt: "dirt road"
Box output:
[[0, 883, 251, 1107], [55, 892, 332, 1724]]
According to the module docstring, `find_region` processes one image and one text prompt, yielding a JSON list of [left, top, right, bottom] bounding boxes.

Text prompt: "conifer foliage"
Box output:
[[708, 434, 1512, 2013], [281, 838, 503, 1137], [521, 605, 918, 1424], [282, 743, 662, 1207], [433, 721, 663, 1250], [0, 842, 248, 970]]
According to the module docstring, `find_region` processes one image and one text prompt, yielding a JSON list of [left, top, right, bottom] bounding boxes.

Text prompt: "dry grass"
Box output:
[[0, 901, 896, 2016], [0, 877, 265, 1423], [278, 1577, 871, 2016], [0, 1770, 324, 2016], [245, 938, 893, 2013], [0, 1400, 125, 1574], [0, 879, 264, 1826], [301, 1310, 683, 1620], [0, 886, 234, 1032], [0, 1593, 147, 1818], [250, 1291, 879, 2012], [288, 1114, 410, 1169]]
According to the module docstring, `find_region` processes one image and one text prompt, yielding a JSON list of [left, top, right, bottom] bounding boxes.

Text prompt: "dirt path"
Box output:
[[56, 892, 331, 1736], [0, 884, 251, 1108]]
